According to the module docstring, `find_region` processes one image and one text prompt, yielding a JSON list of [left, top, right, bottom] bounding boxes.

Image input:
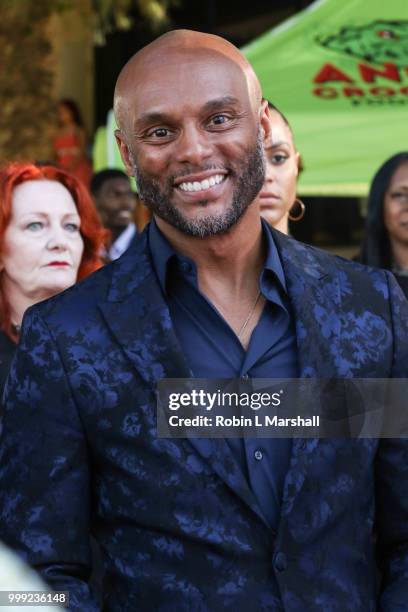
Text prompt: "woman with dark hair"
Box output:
[[52, 98, 93, 189], [258, 101, 305, 234], [0, 162, 106, 393], [359, 152, 408, 297]]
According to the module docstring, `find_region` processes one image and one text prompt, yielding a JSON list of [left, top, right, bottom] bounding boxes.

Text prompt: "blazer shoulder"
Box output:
[[309, 242, 393, 301], [273, 229, 389, 294]]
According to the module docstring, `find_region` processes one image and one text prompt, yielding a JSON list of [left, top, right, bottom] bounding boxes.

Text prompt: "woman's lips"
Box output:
[[259, 191, 280, 200], [259, 193, 282, 210], [46, 261, 70, 267]]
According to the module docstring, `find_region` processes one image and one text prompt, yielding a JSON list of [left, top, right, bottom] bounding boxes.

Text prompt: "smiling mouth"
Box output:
[[116, 209, 133, 219], [177, 174, 226, 193]]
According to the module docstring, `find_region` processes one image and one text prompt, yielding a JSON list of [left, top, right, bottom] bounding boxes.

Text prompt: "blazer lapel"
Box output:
[[98, 241, 190, 384], [98, 232, 269, 527], [273, 230, 342, 378], [272, 231, 343, 518]]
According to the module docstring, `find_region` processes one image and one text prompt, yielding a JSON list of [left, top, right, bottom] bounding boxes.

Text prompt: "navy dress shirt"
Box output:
[[148, 219, 298, 530]]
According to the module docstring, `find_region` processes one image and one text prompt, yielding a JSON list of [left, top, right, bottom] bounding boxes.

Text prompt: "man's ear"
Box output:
[[260, 99, 272, 147], [114, 129, 135, 177]]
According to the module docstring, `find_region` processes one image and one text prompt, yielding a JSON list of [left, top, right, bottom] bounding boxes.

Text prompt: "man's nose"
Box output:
[[174, 125, 213, 166], [118, 194, 135, 210]]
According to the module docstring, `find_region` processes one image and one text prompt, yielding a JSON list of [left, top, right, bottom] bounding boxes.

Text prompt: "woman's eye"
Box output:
[[26, 221, 43, 231], [391, 192, 408, 204], [270, 154, 288, 164], [64, 223, 80, 232]]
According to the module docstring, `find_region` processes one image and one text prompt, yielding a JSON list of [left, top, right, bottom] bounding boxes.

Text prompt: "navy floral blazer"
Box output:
[[0, 228, 407, 611]]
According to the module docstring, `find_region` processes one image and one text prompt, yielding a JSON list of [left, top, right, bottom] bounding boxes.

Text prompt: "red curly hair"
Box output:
[[0, 162, 108, 339]]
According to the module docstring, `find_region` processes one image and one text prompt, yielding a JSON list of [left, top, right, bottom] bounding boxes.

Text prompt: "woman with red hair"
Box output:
[[0, 162, 107, 393]]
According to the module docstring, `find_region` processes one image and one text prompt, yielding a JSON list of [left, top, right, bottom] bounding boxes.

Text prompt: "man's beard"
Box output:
[[130, 132, 265, 238]]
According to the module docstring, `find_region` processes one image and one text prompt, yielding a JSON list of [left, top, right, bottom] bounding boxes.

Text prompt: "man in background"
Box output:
[[91, 169, 137, 260]]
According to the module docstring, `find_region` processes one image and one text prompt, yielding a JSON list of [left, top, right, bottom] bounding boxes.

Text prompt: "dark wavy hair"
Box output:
[[0, 162, 108, 339], [58, 98, 84, 127], [359, 152, 408, 269]]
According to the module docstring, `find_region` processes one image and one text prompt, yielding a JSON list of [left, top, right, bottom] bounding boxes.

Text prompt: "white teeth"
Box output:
[[178, 174, 225, 192]]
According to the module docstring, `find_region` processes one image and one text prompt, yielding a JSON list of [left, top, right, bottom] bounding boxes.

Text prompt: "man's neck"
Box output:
[[155, 205, 266, 348], [155, 204, 264, 293]]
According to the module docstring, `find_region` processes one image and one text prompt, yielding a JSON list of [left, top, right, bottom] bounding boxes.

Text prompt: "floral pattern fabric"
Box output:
[[0, 229, 408, 611]]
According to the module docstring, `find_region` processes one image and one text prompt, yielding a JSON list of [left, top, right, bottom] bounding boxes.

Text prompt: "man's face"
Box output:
[[95, 177, 135, 231], [117, 51, 266, 237]]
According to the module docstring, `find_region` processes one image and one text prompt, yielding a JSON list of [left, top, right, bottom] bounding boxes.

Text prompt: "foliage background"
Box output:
[[0, 0, 177, 163]]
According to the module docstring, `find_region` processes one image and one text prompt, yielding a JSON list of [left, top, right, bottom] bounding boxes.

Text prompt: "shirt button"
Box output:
[[254, 449, 263, 461], [273, 551, 287, 572], [180, 261, 191, 272], [241, 373, 249, 380]]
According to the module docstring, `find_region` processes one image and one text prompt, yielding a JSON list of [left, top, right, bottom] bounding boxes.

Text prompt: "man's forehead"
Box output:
[[101, 177, 130, 192], [136, 43, 244, 71], [114, 30, 261, 128], [134, 53, 249, 110]]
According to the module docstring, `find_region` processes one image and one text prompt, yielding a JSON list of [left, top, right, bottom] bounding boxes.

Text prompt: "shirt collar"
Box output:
[[109, 223, 137, 260], [148, 217, 287, 297], [148, 218, 178, 294], [261, 218, 287, 295]]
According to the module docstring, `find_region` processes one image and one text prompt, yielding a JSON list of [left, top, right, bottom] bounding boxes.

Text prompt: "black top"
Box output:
[[0, 331, 16, 407], [394, 273, 408, 299]]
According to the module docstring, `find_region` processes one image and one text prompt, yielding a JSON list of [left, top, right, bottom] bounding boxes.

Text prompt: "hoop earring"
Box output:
[[289, 198, 305, 221]]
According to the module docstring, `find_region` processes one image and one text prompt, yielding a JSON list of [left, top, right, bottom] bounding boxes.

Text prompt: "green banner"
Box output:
[[243, 0, 408, 196]]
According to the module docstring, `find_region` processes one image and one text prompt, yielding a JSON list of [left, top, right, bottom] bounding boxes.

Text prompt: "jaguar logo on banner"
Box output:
[[313, 20, 408, 105]]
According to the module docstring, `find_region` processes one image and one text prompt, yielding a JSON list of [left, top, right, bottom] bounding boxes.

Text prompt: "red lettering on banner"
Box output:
[[313, 63, 354, 83], [343, 87, 364, 97], [369, 87, 395, 96], [400, 87, 408, 96], [313, 87, 338, 98], [359, 63, 400, 83]]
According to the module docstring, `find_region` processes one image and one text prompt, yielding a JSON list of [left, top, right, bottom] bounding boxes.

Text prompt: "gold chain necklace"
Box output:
[[237, 290, 262, 340]]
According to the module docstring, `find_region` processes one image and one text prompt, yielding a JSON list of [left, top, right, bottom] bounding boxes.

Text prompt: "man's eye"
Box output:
[[210, 114, 229, 126], [64, 223, 80, 232], [26, 221, 43, 231], [149, 127, 170, 138]]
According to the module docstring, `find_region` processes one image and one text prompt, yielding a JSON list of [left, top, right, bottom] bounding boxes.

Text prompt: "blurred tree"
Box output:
[[87, 0, 179, 44], [0, 1, 55, 162], [0, 0, 178, 162]]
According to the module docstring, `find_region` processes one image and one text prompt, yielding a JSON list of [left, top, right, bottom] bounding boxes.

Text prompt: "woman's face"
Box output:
[[1, 180, 84, 304], [384, 161, 408, 247], [258, 110, 299, 233], [57, 103, 73, 126]]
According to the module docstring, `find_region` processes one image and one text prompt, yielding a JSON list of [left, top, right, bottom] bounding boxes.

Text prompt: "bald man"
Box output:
[[1, 30, 408, 611]]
